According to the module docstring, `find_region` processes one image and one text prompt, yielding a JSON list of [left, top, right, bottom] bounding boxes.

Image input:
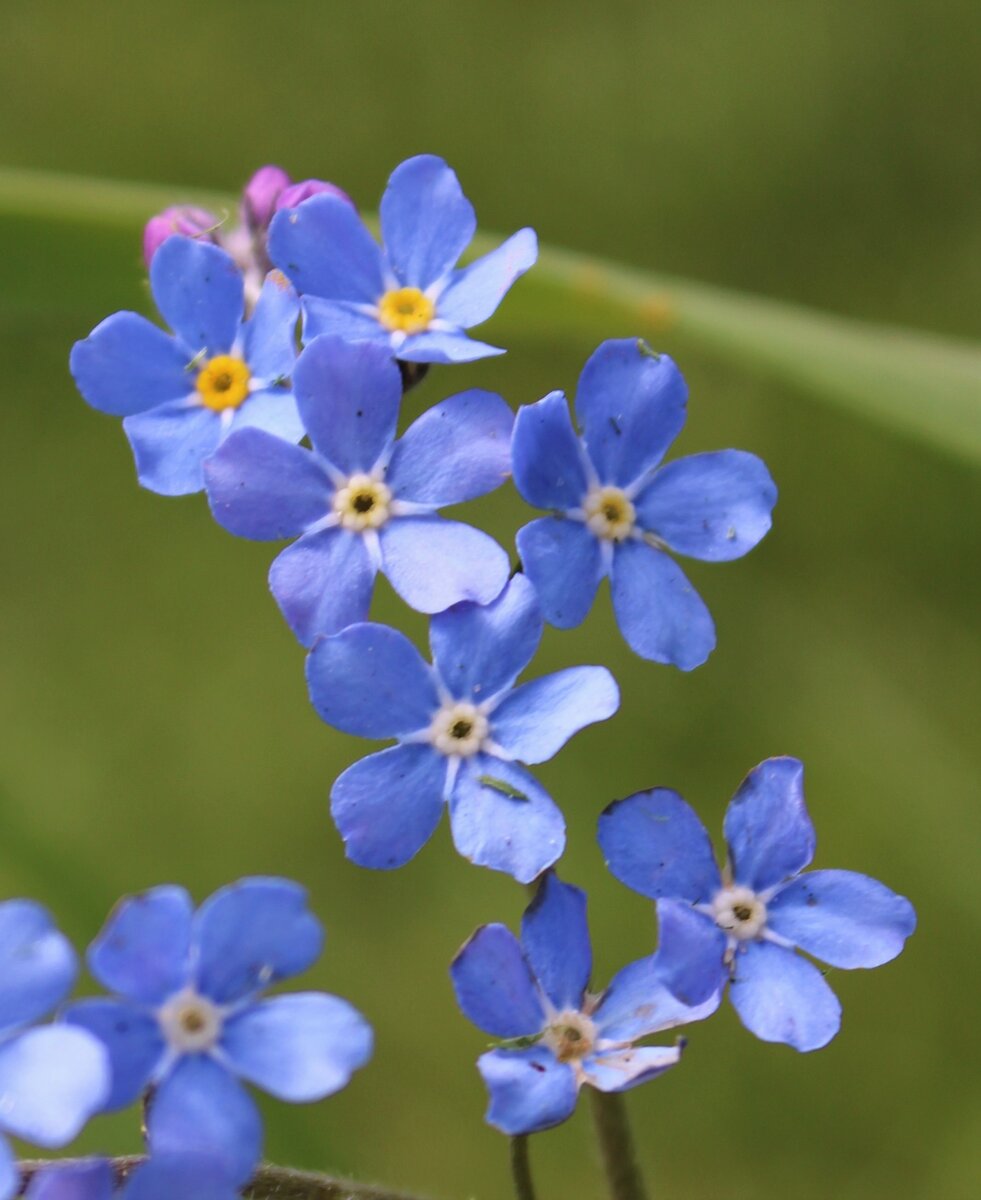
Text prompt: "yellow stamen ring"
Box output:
[[377, 287, 435, 335], [195, 355, 252, 412]]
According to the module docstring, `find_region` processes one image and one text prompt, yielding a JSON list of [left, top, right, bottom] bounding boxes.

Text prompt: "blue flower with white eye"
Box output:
[[598, 757, 917, 1051], [70, 237, 302, 495], [307, 576, 620, 883], [450, 872, 721, 1135], [63, 878, 372, 1185], [204, 336, 513, 646], [511, 338, 777, 669], [268, 154, 537, 363], [23, 1156, 239, 1200]]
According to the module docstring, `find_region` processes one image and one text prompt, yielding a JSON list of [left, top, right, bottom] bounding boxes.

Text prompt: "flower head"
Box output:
[[598, 757, 917, 1051], [268, 154, 537, 363], [511, 338, 777, 668]]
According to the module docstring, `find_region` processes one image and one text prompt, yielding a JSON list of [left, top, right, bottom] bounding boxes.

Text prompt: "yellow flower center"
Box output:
[[332, 474, 392, 532], [377, 287, 435, 334], [583, 485, 636, 541], [195, 355, 252, 411]]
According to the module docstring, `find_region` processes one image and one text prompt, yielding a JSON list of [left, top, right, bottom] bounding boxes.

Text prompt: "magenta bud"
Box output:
[[242, 165, 292, 231], [142, 206, 219, 268], [276, 179, 354, 212]]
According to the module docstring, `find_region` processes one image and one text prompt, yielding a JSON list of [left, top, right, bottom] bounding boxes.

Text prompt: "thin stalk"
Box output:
[[588, 1089, 649, 1200], [509, 1135, 538, 1200]]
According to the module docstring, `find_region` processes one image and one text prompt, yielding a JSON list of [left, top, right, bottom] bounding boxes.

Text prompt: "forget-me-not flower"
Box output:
[[307, 576, 619, 882], [598, 757, 916, 1051], [511, 338, 777, 669], [205, 335, 513, 646], [268, 154, 537, 363]]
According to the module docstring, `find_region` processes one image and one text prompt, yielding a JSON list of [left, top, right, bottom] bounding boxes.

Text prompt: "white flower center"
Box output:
[[542, 1009, 597, 1062], [332, 473, 392, 532], [158, 988, 223, 1053], [582, 485, 636, 541], [427, 702, 490, 757], [711, 885, 767, 941]]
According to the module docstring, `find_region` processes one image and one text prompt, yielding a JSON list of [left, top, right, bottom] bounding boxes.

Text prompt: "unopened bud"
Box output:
[[242, 165, 291, 231], [276, 179, 354, 212], [142, 206, 219, 267]]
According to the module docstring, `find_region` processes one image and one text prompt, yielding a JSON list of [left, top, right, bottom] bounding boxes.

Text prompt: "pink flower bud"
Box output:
[[276, 179, 354, 212], [242, 165, 292, 231], [142, 206, 219, 268]]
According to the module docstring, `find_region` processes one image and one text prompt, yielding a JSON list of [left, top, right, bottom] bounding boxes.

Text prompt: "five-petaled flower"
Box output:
[[306, 576, 620, 882], [511, 338, 778, 668], [598, 756, 916, 1050], [268, 154, 537, 363]]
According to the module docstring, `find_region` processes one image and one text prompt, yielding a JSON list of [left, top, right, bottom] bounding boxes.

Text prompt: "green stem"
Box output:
[[509, 1136, 538, 1200], [588, 1089, 649, 1200]]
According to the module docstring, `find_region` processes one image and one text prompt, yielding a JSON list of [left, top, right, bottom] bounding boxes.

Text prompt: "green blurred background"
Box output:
[[1, 1, 979, 1197]]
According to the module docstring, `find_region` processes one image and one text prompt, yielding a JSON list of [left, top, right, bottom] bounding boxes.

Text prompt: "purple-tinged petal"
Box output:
[[430, 574, 542, 703], [143, 207, 219, 267], [379, 516, 510, 613], [70, 313, 191, 417], [270, 529, 375, 647], [767, 869, 916, 969], [517, 516, 606, 629], [387, 389, 514, 506], [635, 451, 777, 562], [226, 387, 304, 443], [451, 924, 545, 1037], [520, 874, 590, 1012], [301, 298, 388, 344], [123, 403, 221, 496], [269, 193, 384, 303], [598, 788, 722, 904], [610, 540, 716, 669], [0, 1026, 109, 1146], [25, 1158, 113, 1200], [652, 898, 728, 1008], [122, 1156, 239, 1200], [87, 885, 192, 1004], [276, 179, 353, 212], [729, 940, 841, 1052], [243, 165, 291, 230], [0, 901, 76, 1035], [438, 228, 538, 327], [331, 744, 447, 869], [149, 238, 243, 355], [380, 155, 476, 289], [575, 340, 687, 488], [491, 666, 619, 764], [449, 757, 565, 884], [241, 271, 299, 381], [511, 391, 590, 511], [61, 999, 164, 1110], [193, 878, 323, 1005], [478, 1047, 578, 1135], [582, 1045, 682, 1093], [396, 330, 504, 363], [307, 622, 439, 737], [723, 757, 816, 892]]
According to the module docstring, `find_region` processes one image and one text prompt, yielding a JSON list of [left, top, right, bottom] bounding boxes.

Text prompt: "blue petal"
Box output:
[[292, 336, 401, 471], [652, 898, 729, 1007], [205, 429, 332, 541], [123, 403, 221, 496], [227, 387, 305, 444], [574, 340, 688, 488], [149, 238, 243, 355], [767, 869, 916, 969], [268, 194, 384, 303], [70, 313, 190, 417], [478, 1047, 578, 1135], [593, 950, 720, 1043], [387, 389, 514, 506], [511, 391, 589, 511], [491, 666, 619, 764], [306, 622, 439, 737], [242, 271, 299, 381], [330, 744, 447, 869], [723, 757, 816, 892], [729, 940, 841, 1052], [610, 540, 716, 669], [302, 297, 388, 344], [25, 1159, 113, 1200], [0, 900, 76, 1035], [379, 516, 510, 613], [61, 999, 164, 1109], [221, 993, 372, 1101], [192, 878, 323, 1005], [121, 1157, 239, 1200], [516, 516, 606, 629], [450, 925, 545, 1037], [147, 1055, 261, 1185], [582, 1045, 682, 1093], [520, 873, 590, 1012], [449, 757, 565, 883], [0, 1136, 12, 1200], [438, 228, 539, 327], [380, 155, 476, 289], [598, 788, 721, 903], [270, 529, 376, 647], [635, 451, 777, 561], [0, 1026, 109, 1146], [87, 885, 192, 1003], [397, 330, 505, 364], [430, 575, 542, 703]]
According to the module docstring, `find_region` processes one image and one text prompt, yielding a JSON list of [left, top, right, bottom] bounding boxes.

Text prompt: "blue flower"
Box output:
[[268, 154, 537, 363], [511, 338, 778, 669], [70, 237, 303, 496], [598, 757, 917, 1051], [63, 878, 372, 1184], [205, 336, 513, 645], [307, 576, 620, 882], [450, 872, 720, 1135], [24, 1157, 240, 1200], [0, 901, 110, 1200]]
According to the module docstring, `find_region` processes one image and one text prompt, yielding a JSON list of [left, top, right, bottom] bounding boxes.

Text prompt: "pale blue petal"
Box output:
[[520, 873, 590, 1012], [227, 387, 304, 444], [242, 272, 299, 380], [491, 666, 619, 764], [270, 529, 376, 647], [25, 1159, 113, 1200], [87, 885, 192, 1003], [478, 1047, 578, 1135], [729, 941, 841, 1052], [380, 517, 510, 613], [0, 1026, 109, 1145], [301, 297, 388, 345], [0, 901, 76, 1035], [70, 313, 190, 417], [450, 924, 545, 1037], [268, 194, 384, 303], [380, 155, 476, 289], [517, 517, 606, 629], [511, 391, 589, 511], [397, 330, 504, 363], [123, 403, 221, 496], [582, 1045, 682, 1093], [61, 999, 164, 1109], [438, 228, 538, 327], [149, 238, 243, 355], [723, 757, 816, 892]]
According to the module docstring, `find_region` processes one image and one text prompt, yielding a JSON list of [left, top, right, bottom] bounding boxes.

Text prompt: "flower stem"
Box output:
[[509, 1135, 538, 1200], [588, 1089, 649, 1200]]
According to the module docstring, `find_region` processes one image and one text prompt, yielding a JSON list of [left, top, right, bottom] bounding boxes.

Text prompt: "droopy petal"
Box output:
[[478, 1047, 578, 1135], [652, 898, 728, 1008], [25, 1159, 112, 1200], [729, 940, 841, 1052], [767, 870, 916, 969], [123, 403, 221, 496], [87, 885, 192, 1004], [517, 516, 606, 629], [380, 517, 510, 613], [269, 193, 384, 303], [62, 999, 164, 1110], [594, 952, 720, 1044], [0, 901, 76, 1035], [491, 666, 619, 764], [149, 238, 243, 355], [450, 924, 545, 1038], [70, 313, 190, 417], [0, 1026, 109, 1146], [396, 330, 505, 364], [306, 622, 439, 738], [610, 540, 716, 670], [635, 450, 777, 561], [380, 155, 476, 289], [437, 228, 538, 328], [221, 993, 372, 1101], [598, 788, 722, 904], [270, 529, 376, 647], [582, 1045, 682, 1093], [330, 744, 447, 870], [520, 873, 590, 1012], [575, 341, 687, 488], [723, 757, 816, 892], [242, 271, 299, 381], [511, 391, 590, 511]]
